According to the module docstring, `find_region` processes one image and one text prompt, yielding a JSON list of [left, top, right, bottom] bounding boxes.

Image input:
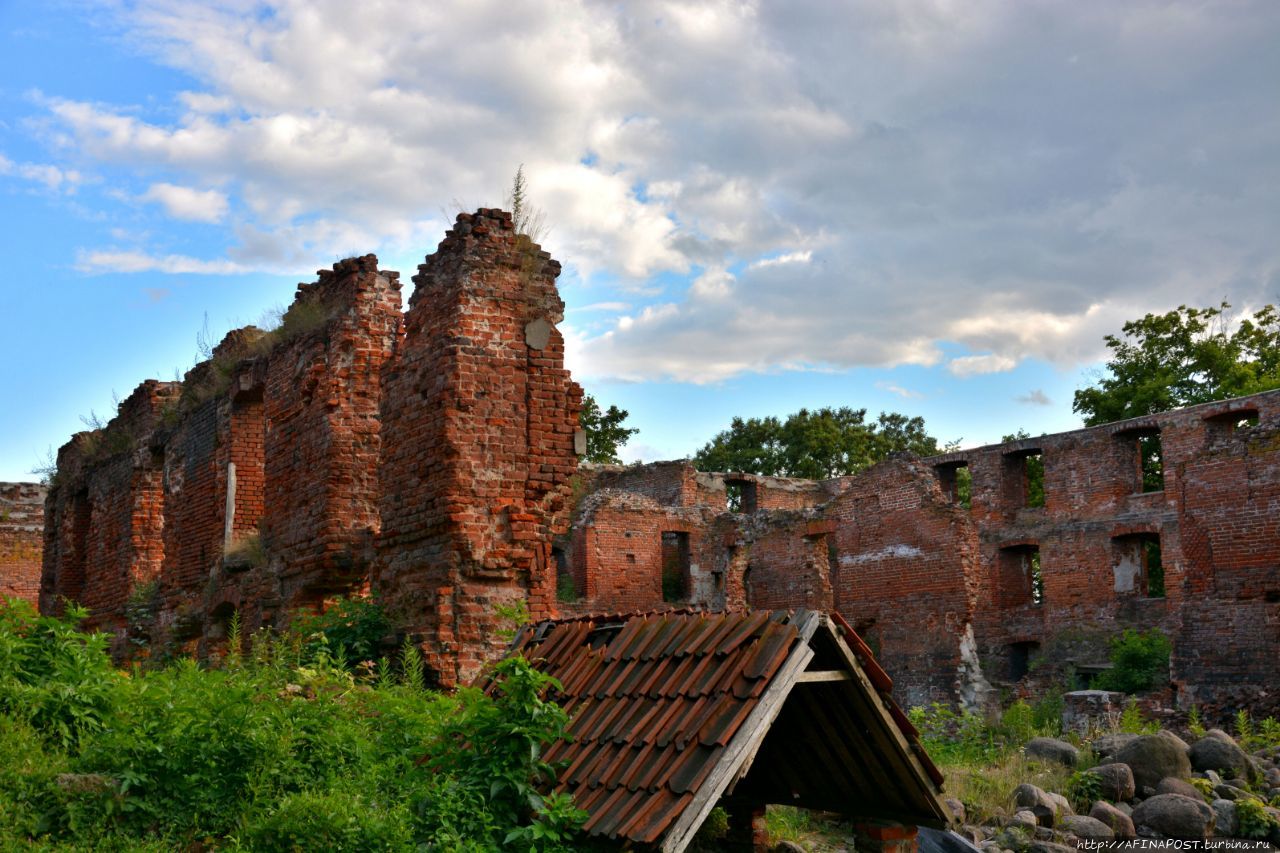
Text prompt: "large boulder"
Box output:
[[1131, 793, 1216, 840], [1090, 801, 1136, 839], [1191, 734, 1257, 783], [1113, 732, 1192, 791], [1090, 763, 1136, 802], [1045, 792, 1073, 819], [1025, 737, 1079, 768], [1013, 783, 1060, 827], [1211, 799, 1237, 837], [1093, 733, 1139, 762], [1156, 777, 1205, 800], [1059, 815, 1115, 841]]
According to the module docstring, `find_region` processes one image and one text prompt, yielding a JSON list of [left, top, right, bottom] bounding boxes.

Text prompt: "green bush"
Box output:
[[0, 597, 585, 851], [1236, 796, 1280, 840], [289, 594, 391, 670], [1095, 629, 1171, 694], [236, 788, 414, 851]]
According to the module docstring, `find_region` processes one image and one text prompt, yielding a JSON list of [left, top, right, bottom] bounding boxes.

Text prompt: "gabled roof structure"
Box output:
[[507, 608, 950, 852]]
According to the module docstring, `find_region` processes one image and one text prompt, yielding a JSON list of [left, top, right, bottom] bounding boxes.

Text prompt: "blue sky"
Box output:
[[2, 1, 1278, 480]]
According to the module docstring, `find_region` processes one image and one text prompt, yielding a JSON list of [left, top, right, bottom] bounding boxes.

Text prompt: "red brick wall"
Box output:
[[1, 482, 46, 604], [827, 459, 979, 707], [376, 211, 582, 686]]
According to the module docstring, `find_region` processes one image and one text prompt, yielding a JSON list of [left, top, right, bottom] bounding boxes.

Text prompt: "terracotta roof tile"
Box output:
[[503, 608, 948, 848]]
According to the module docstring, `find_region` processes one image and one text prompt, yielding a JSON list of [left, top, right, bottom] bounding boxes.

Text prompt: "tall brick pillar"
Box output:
[[377, 209, 583, 686]]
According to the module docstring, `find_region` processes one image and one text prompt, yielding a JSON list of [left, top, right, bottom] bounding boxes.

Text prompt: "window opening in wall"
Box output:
[[1024, 452, 1044, 508], [999, 544, 1043, 607], [1003, 447, 1044, 509], [934, 462, 971, 509], [1008, 640, 1039, 681], [661, 531, 691, 602], [553, 545, 579, 602], [1138, 433, 1163, 493], [1206, 408, 1260, 437], [724, 478, 758, 513], [1113, 533, 1164, 598]]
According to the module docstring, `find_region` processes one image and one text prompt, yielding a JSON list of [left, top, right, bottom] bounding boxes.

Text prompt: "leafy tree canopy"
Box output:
[[579, 393, 638, 464], [1073, 302, 1280, 426], [692, 406, 939, 479]]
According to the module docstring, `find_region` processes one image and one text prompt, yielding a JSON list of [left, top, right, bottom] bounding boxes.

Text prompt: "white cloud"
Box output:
[[29, 0, 1280, 384], [876, 381, 924, 400], [0, 152, 82, 192], [947, 354, 1018, 377], [749, 250, 812, 270], [140, 182, 229, 222], [1017, 389, 1052, 406], [75, 249, 247, 275]]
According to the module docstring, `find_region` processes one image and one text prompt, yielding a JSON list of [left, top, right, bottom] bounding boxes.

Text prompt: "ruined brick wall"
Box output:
[[826, 458, 982, 708], [560, 491, 716, 615], [925, 391, 1280, 708], [376, 210, 582, 686], [41, 381, 176, 628], [1, 482, 46, 604], [41, 260, 401, 653]]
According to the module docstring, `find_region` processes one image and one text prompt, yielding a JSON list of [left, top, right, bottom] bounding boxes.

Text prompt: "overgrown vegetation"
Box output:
[[1094, 628, 1172, 694], [0, 597, 585, 850]]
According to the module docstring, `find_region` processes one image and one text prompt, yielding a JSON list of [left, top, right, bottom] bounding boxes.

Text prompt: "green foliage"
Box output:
[[579, 393, 639, 464], [1095, 628, 1171, 694], [0, 599, 120, 749], [1115, 698, 1160, 734], [693, 406, 939, 479], [764, 805, 814, 844], [236, 788, 414, 851], [290, 594, 391, 670], [1190, 777, 1215, 802], [1236, 796, 1280, 840], [909, 702, 1003, 765], [1187, 705, 1206, 740], [1066, 769, 1103, 812], [493, 598, 531, 644], [1001, 700, 1038, 745], [424, 656, 586, 851], [0, 599, 584, 850], [1073, 302, 1280, 426], [1031, 691, 1065, 735], [691, 806, 729, 847]]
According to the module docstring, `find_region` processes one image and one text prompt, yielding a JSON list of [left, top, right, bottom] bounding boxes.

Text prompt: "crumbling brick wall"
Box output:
[[375, 210, 582, 686], [40, 381, 176, 628], [925, 392, 1280, 709], [1, 482, 47, 604]]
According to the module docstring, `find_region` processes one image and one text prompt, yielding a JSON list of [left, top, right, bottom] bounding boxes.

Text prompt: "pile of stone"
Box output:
[[969, 730, 1280, 852]]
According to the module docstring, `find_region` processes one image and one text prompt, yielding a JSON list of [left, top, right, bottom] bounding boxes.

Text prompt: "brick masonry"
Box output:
[[30, 209, 1280, 709], [1, 482, 46, 604]]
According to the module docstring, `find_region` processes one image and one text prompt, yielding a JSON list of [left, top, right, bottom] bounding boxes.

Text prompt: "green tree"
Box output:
[[579, 394, 638, 464], [693, 407, 939, 479], [1073, 302, 1280, 426]]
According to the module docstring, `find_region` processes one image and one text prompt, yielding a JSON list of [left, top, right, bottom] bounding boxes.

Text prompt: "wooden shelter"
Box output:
[[507, 608, 951, 851]]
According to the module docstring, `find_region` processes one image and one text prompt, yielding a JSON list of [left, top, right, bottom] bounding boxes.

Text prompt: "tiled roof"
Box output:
[[506, 609, 949, 851]]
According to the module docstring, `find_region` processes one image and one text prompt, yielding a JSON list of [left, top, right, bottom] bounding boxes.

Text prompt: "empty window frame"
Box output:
[[1007, 640, 1039, 681], [724, 478, 758, 513], [999, 544, 1044, 607], [661, 531, 691, 602], [934, 461, 972, 509], [1117, 427, 1163, 493], [1112, 533, 1165, 598], [1003, 448, 1045, 508], [553, 545, 580, 602], [1205, 408, 1260, 438]]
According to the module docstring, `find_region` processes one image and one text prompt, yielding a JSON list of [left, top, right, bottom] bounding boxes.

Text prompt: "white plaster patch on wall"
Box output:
[[839, 544, 922, 565]]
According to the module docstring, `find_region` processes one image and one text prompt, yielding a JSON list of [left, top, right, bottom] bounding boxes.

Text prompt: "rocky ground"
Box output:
[[951, 729, 1280, 851]]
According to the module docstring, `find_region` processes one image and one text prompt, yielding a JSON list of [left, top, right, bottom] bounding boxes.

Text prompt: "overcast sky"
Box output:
[[2, 0, 1278, 480]]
